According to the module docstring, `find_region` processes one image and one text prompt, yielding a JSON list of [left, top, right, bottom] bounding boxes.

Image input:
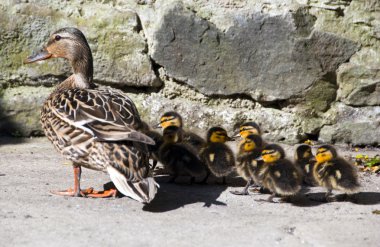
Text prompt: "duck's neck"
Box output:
[[71, 46, 94, 88]]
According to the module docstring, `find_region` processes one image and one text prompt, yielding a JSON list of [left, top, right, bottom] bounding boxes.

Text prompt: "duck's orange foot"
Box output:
[[85, 188, 118, 198], [50, 187, 94, 197]]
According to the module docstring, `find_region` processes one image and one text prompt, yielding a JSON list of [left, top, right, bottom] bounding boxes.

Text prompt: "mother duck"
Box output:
[[24, 27, 158, 203]]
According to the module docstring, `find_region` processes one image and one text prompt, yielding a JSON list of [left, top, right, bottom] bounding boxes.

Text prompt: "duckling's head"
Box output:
[[206, 127, 232, 143], [236, 121, 261, 138], [261, 144, 285, 163], [315, 145, 337, 164], [25, 27, 93, 85], [162, 125, 182, 143], [157, 111, 183, 129], [295, 144, 312, 161], [240, 134, 263, 152]]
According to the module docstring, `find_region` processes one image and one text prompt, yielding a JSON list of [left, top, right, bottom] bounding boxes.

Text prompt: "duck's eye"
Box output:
[[55, 35, 61, 41]]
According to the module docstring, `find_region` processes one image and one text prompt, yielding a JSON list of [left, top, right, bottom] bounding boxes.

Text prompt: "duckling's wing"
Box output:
[[50, 88, 154, 145]]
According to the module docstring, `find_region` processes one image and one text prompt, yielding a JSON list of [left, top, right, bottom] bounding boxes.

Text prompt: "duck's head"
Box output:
[[295, 144, 312, 161], [24, 27, 93, 86], [234, 121, 261, 138], [162, 125, 182, 143], [315, 145, 337, 164], [156, 111, 183, 129], [206, 127, 233, 143], [260, 144, 285, 163], [240, 134, 263, 152]]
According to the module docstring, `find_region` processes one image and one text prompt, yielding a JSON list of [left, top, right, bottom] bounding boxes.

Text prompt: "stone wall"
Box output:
[[0, 0, 379, 145]]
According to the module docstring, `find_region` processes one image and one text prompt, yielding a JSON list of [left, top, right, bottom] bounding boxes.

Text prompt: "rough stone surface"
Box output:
[[319, 103, 380, 145], [0, 0, 379, 146], [0, 86, 52, 136], [149, 1, 358, 101], [337, 64, 380, 106], [0, 1, 160, 88]]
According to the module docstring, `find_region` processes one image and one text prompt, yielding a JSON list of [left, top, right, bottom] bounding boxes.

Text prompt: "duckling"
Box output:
[[312, 145, 360, 202], [236, 121, 262, 138], [158, 125, 206, 183], [139, 121, 163, 170], [157, 111, 206, 151], [259, 144, 302, 202], [230, 134, 264, 195], [200, 127, 235, 184], [24, 27, 158, 203], [294, 144, 317, 186]]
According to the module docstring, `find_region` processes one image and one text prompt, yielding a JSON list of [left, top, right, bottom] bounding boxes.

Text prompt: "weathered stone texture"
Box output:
[[0, 0, 379, 146], [0, 1, 160, 88], [149, 1, 358, 101]]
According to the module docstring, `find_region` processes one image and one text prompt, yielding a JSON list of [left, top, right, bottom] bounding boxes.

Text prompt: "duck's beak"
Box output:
[[24, 47, 52, 64], [153, 123, 162, 129]]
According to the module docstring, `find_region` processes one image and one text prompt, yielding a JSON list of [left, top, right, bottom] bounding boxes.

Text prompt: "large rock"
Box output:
[[0, 86, 52, 136], [319, 103, 380, 146], [337, 64, 380, 106], [0, 1, 161, 88], [148, 0, 358, 101]]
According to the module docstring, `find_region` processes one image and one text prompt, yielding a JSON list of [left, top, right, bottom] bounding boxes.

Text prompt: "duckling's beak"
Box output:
[[255, 156, 263, 161], [310, 157, 317, 162], [153, 123, 162, 129], [232, 130, 241, 139], [24, 47, 52, 64]]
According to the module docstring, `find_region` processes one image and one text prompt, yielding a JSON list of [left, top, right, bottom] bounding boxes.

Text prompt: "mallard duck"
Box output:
[[24, 27, 158, 203], [139, 121, 163, 170], [259, 144, 302, 202], [200, 127, 235, 184], [294, 144, 316, 186], [230, 134, 264, 195], [312, 145, 360, 202], [158, 125, 206, 183], [157, 111, 206, 151]]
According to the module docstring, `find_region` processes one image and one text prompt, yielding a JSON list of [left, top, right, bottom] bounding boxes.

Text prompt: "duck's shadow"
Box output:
[[142, 177, 228, 213]]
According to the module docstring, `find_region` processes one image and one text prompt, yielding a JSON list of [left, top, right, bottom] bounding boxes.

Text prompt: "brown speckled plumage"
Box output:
[[25, 27, 158, 202]]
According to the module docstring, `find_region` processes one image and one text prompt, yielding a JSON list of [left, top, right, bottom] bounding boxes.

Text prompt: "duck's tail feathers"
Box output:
[[107, 166, 159, 203]]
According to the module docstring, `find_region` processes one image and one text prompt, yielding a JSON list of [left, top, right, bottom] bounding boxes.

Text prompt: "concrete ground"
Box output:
[[0, 137, 379, 247]]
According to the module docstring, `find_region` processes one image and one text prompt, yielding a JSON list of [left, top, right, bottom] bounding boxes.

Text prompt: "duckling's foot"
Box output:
[[50, 187, 94, 197], [85, 188, 118, 198], [255, 194, 277, 203], [230, 190, 249, 196], [326, 195, 338, 202]]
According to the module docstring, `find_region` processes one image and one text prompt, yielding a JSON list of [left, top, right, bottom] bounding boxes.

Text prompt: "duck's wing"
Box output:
[[49, 87, 154, 145]]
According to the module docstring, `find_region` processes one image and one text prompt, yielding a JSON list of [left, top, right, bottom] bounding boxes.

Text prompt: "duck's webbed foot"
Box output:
[[230, 179, 251, 196], [50, 165, 94, 197], [85, 188, 118, 198], [50, 187, 94, 197]]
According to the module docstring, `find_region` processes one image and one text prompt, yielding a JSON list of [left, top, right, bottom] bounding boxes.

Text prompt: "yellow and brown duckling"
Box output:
[[312, 145, 360, 202], [200, 127, 235, 184], [294, 144, 317, 186], [139, 121, 164, 170], [235, 121, 262, 139], [158, 125, 206, 183], [259, 144, 303, 202], [157, 111, 206, 151], [24, 27, 158, 203], [230, 134, 264, 195]]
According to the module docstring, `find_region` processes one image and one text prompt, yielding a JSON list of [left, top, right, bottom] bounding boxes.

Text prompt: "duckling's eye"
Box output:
[[55, 35, 62, 41]]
